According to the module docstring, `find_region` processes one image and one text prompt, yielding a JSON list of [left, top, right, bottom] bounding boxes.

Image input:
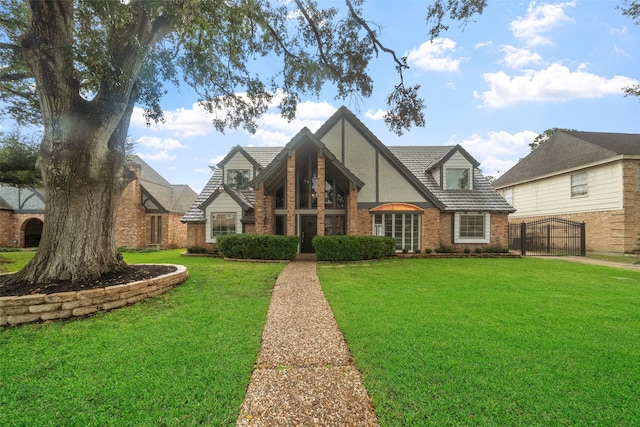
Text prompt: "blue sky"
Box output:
[[52, 2, 640, 192]]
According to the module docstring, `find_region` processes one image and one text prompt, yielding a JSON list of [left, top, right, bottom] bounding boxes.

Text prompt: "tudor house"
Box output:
[[182, 107, 514, 253], [0, 155, 197, 250]]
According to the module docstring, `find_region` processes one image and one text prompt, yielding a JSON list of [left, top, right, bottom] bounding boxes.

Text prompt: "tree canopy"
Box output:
[[530, 128, 577, 151], [0, 0, 486, 137], [0, 0, 488, 283], [0, 132, 41, 187]]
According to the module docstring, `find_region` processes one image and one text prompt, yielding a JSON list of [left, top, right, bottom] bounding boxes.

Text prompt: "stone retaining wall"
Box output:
[[0, 264, 188, 327]]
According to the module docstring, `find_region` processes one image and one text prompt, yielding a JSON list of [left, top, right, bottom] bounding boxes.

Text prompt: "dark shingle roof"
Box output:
[[129, 155, 197, 213], [183, 108, 515, 222], [182, 168, 224, 222], [243, 147, 282, 168], [0, 185, 46, 212], [389, 146, 514, 212], [494, 131, 640, 188]]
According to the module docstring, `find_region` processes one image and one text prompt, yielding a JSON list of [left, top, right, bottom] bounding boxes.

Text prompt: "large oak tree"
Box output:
[[0, 0, 486, 284]]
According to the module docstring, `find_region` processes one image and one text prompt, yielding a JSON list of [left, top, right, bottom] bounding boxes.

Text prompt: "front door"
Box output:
[[301, 216, 317, 253]]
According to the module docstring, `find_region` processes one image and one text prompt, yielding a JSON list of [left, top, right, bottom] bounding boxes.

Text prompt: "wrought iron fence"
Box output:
[[508, 217, 586, 256]]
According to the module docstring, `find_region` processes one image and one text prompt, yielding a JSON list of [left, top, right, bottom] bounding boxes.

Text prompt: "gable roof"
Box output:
[[424, 144, 480, 172], [317, 106, 446, 209], [494, 131, 640, 188], [129, 155, 197, 213], [183, 107, 514, 222], [182, 168, 223, 222], [389, 146, 514, 212], [0, 185, 46, 213], [249, 127, 365, 190]]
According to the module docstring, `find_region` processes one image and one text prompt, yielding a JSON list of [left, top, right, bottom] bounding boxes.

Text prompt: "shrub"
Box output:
[[313, 235, 395, 262], [464, 248, 471, 254], [414, 248, 422, 254], [186, 246, 208, 254], [474, 247, 482, 254], [425, 248, 432, 254], [402, 247, 409, 254], [217, 234, 299, 260]]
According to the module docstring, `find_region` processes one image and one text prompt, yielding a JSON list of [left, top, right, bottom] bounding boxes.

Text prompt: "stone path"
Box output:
[[236, 259, 379, 426]]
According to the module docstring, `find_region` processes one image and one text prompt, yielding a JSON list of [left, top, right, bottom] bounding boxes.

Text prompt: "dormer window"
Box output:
[[227, 169, 250, 190], [446, 168, 471, 190]]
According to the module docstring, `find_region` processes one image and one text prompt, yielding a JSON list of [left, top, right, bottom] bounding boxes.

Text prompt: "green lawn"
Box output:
[[318, 258, 640, 426], [0, 250, 283, 426]]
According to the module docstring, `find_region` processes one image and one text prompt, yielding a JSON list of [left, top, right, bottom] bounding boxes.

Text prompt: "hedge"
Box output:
[[313, 235, 395, 261], [216, 234, 299, 260]]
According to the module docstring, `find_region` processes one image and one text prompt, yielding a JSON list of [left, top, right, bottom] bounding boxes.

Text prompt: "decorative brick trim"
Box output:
[[0, 264, 188, 327]]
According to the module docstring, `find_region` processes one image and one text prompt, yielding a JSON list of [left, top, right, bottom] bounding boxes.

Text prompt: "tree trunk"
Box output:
[[10, 1, 158, 285], [13, 151, 130, 283]]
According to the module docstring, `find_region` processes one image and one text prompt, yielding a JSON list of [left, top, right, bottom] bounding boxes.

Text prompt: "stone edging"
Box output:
[[0, 264, 188, 328]]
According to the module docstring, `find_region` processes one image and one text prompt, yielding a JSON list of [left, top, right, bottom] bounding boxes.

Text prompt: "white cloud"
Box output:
[[510, 1, 576, 47], [500, 45, 543, 69], [475, 41, 493, 49], [136, 150, 176, 161], [475, 63, 639, 108], [365, 109, 385, 121], [210, 155, 226, 166], [406, 38, 464, 72], [610, 25, 627, 35], [457, 130, 538, 177], [135, 135, 187, 150], [613, 44, 630, 57], [251, 128, 292, 146], [131, 103, 217, 137]]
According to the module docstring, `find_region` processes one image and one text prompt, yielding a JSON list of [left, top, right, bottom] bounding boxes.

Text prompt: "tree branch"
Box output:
[[0, 72, 31, 82], [344, 0, 406, 71], [0, 42, 21, 51], [292, 0, 340, 79]]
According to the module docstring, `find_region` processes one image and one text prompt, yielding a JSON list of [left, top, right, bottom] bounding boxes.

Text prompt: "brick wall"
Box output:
[[115, 163, 146, 248], [0, 210, 14, 247], [512, 211, 626, 254]]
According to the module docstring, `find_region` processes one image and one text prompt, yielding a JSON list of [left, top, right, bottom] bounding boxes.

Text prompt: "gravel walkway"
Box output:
[[236, 259, 379, 426]]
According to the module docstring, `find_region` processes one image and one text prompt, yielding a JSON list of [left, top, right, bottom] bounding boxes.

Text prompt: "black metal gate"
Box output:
[[508, 217, 586, 256]]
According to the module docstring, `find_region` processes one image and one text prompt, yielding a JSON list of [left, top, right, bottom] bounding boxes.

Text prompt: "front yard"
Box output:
[[2, 252, 639, 426], [0, 250, 283, 426], [318, 258, 640, 426]]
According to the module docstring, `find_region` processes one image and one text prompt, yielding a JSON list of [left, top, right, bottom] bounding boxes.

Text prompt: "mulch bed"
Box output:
[[0, 265, 177, 297]]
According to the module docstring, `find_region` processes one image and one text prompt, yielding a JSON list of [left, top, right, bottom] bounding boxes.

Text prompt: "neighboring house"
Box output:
[[0, 155, 197, 249], [493, 131, 640, 254], [182, 106, 514, 253]]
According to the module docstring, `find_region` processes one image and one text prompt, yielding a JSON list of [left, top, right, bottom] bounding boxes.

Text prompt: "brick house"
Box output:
[[182, 106, 514, 253], [493, 131, 640, 254], [0, 155, 197, 249]]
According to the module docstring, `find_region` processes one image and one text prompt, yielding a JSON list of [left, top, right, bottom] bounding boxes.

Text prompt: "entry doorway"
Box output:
[[300, 215, 317, 253]]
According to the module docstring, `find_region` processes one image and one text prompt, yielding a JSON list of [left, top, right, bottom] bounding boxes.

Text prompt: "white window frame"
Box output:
[[372, 213, 421, 252], [210, 212, 237, 240], [454, 212, 490, 244], [446, 168, 472, 190], [571, 172, 588, 197], [502, 188, 513, 206]]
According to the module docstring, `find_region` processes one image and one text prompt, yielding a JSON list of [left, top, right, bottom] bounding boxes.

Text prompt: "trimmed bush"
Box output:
[[217, 234, 299, 260], [313, 235, 395, 262], [186, 246, 208, 254]]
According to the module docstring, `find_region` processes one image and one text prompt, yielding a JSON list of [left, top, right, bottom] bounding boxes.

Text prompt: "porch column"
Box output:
[[317, 150, 326, 236], [255, 182, 265, 234], [347, 181, 359, 235], [286, 149, 296, 236]]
